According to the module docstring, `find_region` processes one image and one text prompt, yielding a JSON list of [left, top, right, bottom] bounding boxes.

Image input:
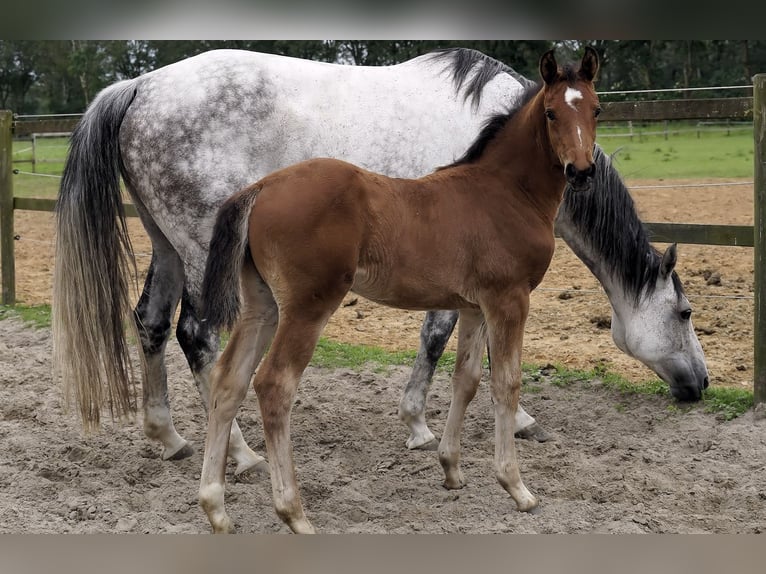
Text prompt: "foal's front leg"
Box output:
[[484, 293, 538, 512]]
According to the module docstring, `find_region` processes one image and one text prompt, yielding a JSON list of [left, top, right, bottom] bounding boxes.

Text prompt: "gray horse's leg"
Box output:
[[134, 252, 195, 460], [400, 310, 552, 450], [399, 310, 457, 449], [176, 288, 267, 475]]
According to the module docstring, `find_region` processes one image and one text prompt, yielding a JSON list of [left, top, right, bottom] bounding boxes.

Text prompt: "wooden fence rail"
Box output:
[[0, 87, 765, 413]]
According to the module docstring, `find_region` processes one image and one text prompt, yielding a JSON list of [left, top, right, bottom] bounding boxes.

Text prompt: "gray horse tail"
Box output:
[[201, 184, 262, 332], [53, 79, 139, 431]]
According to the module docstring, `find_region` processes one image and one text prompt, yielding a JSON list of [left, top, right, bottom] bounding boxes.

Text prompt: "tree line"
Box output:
[[1, 40, 764, 114]]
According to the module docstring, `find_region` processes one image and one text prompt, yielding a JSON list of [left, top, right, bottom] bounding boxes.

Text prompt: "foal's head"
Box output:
[[539, 47, 601, 192]]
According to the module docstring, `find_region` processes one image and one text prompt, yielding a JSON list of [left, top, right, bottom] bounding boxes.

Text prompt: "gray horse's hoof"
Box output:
[[515, 423, 554, 443], [413, 438, 439, 451], [526, 504, 542, 515], [233, 460, 270, 483], [163, 442, 195, 461]]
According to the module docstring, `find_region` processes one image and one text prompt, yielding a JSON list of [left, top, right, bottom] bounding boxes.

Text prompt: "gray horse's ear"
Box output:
[[540, 49, 558, 85], [579, 46, 599, 82], [660, 243, 678, 278]]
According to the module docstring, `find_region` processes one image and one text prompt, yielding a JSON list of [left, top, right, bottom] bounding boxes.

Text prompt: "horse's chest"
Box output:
[[484, 232, 556, 291]]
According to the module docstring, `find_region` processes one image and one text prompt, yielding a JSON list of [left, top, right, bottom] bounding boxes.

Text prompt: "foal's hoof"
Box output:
[[442, 469, 466, 490], [212, 520, 237, 534], [516, 497, 541, 514], [163, 442, 195, 461], [515, 423, 554, 443]]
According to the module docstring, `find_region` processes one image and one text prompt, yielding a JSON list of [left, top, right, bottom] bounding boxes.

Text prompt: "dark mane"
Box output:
[[427, 47, 536, 108], [562, 145, 685, 303], [438, 81, 541, 170]]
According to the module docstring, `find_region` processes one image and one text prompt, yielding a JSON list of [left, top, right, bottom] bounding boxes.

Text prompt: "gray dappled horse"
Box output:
[[54, 48, 709, 474]]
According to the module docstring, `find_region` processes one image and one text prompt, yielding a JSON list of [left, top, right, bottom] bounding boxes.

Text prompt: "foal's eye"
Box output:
[[544, 109, 556, 120], [594, 106, 602, 118], [680, 308, 692, 321]]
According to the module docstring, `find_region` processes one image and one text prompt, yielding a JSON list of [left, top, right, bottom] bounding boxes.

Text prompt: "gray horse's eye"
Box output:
[[680, 308, 692, 321]]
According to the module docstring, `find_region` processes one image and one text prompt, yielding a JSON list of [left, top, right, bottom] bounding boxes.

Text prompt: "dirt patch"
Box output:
[[1, 318, 764, 533]]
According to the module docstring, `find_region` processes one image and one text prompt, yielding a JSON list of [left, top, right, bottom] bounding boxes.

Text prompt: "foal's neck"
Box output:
[[479, 91, 566, 221]]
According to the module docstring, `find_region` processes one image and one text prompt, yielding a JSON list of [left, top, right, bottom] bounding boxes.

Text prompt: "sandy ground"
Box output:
[[0, 178, 763, 533], [1, 317, 764, 533]]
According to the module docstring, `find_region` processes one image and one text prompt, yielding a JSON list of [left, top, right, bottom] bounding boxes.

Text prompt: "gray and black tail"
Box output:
[[53, 79, 140, 431]]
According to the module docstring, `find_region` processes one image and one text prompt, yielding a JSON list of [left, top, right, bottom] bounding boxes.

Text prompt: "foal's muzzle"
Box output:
[[565, 162, 596, 191]]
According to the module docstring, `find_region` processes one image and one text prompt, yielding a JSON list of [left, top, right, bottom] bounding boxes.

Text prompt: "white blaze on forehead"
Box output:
[[564, 87, 583, 109]]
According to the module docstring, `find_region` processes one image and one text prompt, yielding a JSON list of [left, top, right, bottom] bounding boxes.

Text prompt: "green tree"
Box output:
[[4, 40, 766, 114], [0, 41, 41, 112], [104, 40, 156, 80]]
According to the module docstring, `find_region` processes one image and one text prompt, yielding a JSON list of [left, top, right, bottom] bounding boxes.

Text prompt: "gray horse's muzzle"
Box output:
[[669, 372, 709, 402]]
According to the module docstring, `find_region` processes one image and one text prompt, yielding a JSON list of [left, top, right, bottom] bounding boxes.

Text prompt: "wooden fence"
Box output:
[[0, 81, 765, 414]]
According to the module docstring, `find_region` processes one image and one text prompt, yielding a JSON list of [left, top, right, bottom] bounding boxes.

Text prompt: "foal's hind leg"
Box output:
[[252, 308, 338, 534], [399, 310, 457, 450], [176, 289, 266, 475], [199, 266, 278, 533], [438, 309, 487, 489]]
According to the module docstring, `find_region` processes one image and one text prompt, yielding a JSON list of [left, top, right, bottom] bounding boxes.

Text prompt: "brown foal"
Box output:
[[198, 47, 601, 533]]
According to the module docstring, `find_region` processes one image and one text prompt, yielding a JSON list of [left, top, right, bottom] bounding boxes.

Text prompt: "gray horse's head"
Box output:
[[610, 244, 709, 401]]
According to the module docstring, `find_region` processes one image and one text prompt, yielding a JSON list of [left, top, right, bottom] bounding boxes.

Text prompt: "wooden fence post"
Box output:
[[754, 74, 766, 417], [0, 110, 14, 306]]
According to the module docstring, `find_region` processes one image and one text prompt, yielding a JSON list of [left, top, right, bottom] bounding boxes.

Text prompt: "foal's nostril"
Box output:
[[565, 163, 576, 179], [702, 376, 709, 390]]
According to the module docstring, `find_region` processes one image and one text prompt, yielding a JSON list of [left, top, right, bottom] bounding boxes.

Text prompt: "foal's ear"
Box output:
[[539, 49, 559, 85], [579, 46, 599, 82], [660, 243, 678, 278]]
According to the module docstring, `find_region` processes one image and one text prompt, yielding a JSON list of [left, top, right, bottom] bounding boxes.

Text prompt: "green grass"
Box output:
[[12, 136, 67, 198], [596, 121, 753, 179], [522, 361, 753, 420], [700, 386, 754, 421], [0, 303, 52, 328], [310, 338, 417, 371]]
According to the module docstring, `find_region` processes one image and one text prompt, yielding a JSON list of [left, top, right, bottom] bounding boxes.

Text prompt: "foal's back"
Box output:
[[246, 157, 557, 311]]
